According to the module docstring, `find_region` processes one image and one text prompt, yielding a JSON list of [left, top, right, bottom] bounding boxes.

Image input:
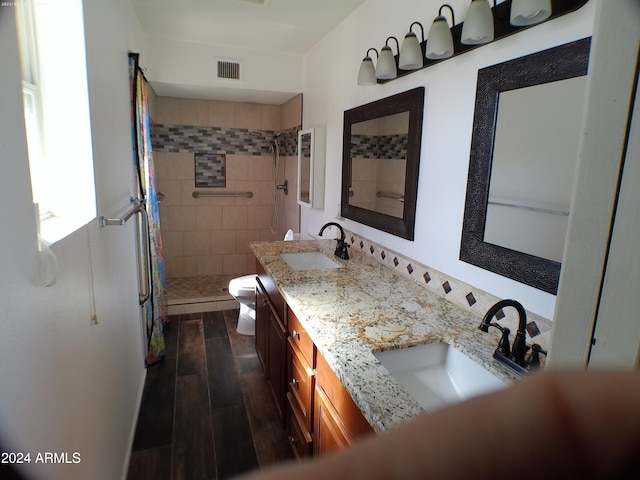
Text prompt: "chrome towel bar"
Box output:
[[99, 199, 145, 227], [98, 198, 151, 305], [488, 200, 569, 217]]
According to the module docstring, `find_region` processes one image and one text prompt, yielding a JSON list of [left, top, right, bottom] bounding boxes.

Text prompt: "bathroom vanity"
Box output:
[[255, 257, 374, 458], [251, 238, 523, 458]]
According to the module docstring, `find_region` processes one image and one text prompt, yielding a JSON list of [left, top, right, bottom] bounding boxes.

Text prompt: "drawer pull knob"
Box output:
[[288, 435, 298, 444], [292, 329, 300, 340], [292, 378, 298, 388]]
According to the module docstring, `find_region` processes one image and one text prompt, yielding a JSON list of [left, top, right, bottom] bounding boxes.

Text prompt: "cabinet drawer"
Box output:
[[288, 307, 315, 367], [286, 392, 313, 459], [288, 338, 315, 429]]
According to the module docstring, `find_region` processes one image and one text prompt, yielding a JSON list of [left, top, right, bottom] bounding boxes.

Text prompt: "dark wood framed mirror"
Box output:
[[460, 38, 591, 295], [341, 87, 425, 240]]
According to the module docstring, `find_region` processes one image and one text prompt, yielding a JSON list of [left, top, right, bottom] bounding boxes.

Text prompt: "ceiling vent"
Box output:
[[216, 59, 242, 81]]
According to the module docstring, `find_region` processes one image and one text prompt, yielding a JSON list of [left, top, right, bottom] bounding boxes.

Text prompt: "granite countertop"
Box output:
[[250, 239, 523, 433]]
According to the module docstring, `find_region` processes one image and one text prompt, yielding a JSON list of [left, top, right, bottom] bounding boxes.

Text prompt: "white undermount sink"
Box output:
[[280, 251, 343, 271], [374, 342, 507, 412]]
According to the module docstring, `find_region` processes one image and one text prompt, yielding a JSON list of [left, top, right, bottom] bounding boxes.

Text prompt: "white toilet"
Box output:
[[228, 274, 257, 335], [229, 230, 296, 335]]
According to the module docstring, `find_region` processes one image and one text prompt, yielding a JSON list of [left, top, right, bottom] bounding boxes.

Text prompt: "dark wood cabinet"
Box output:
[[255, 261, 288, 421], [255, 280, 269, 371]]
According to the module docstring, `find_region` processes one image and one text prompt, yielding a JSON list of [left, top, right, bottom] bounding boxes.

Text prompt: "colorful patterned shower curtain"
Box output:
[[129, 53, 167, 366]]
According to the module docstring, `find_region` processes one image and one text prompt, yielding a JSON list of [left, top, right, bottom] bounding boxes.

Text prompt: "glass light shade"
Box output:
[[461, 0, 494, 45], [510, 0, 551, 26], [399, 32, 423, 70], [376, 46, 397, 80], [425, 16, 454, 60], [357, 57, 377, 86]]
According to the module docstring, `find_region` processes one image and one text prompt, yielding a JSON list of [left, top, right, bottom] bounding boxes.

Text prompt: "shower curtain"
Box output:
[[129, 53, 167, 366]]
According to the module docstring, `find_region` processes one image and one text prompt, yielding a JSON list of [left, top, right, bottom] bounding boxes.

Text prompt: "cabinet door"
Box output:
[[313, 386, 350, 455], [255, 281, 269, 372], [297, 127, 325, 209], [267, 307, 287, 420]]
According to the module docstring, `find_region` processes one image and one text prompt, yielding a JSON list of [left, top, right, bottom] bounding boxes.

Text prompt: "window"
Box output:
[[16, 0, 96, 244]]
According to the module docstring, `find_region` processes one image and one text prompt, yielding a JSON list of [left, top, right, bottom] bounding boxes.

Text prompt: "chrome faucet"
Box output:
[[318, 222, 349, 260], [480, 299, 546, 375]]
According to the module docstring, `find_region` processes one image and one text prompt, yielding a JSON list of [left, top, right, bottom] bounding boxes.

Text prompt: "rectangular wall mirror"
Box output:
[[460, 38, 591, 294], [342, 87, 425, 240], [297, 127, 325, 208]]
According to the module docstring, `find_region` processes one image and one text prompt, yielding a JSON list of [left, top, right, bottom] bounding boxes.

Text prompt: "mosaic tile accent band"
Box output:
[[195, 153, 226, 188], [151, 124, 300, 157], [351, 134, 408, 159]]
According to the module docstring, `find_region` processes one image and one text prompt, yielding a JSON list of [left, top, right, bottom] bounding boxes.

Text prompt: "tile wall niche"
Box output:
[[344, 229, 553, 352], [350, 133, 408, 219], [151, 94, 302, 279]]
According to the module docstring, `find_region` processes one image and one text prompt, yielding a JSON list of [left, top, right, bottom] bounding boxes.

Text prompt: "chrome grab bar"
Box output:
[[377, 191, 405, 203], [192, 191, 253, 199], [98, 198, 151, 306]]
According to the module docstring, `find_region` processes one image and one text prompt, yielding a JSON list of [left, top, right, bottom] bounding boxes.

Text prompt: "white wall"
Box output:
[[142, 36, 303, 104], [300, 0, 596, 320], [0, 1, 148, 478]]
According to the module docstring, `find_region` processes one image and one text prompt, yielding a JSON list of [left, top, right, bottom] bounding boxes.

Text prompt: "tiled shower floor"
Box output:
[[165, 274, 239, 315]]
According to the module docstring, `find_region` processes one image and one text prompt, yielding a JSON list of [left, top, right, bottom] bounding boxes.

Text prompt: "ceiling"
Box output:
[[131, 0, 366, 55], [130, 0, 367, 103]]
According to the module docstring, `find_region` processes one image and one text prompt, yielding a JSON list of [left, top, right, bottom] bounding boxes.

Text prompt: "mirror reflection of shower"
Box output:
[[250, 130, 288, 235]]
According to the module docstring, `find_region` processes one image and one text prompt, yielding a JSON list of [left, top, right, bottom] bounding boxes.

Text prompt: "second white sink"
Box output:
[[374, 342, 507, 412], [280, 251, 343, 271]]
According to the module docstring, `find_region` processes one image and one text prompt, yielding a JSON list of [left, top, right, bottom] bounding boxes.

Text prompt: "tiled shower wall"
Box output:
[[149, 94, 302, 278]]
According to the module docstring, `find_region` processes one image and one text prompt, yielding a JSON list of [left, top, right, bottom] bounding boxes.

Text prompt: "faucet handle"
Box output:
[[495, 326, 511, 357], [526, 343, 547, 370], [485, 323, 511, 357], [334, 238, 350, 260]]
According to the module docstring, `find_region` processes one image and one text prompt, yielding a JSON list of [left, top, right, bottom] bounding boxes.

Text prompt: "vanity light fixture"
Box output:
[[399, 22, 425, 70], [461, 0, 494, 45], [425, 4, 456, 60], [510, 0, 551, 26], [376, 37, 400, 80], [357, 48, 379, 86], [357, 0, 586, 86]]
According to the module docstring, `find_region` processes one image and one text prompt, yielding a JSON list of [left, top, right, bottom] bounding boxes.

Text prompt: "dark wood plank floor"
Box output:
[[127, 309, 294, 480]]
